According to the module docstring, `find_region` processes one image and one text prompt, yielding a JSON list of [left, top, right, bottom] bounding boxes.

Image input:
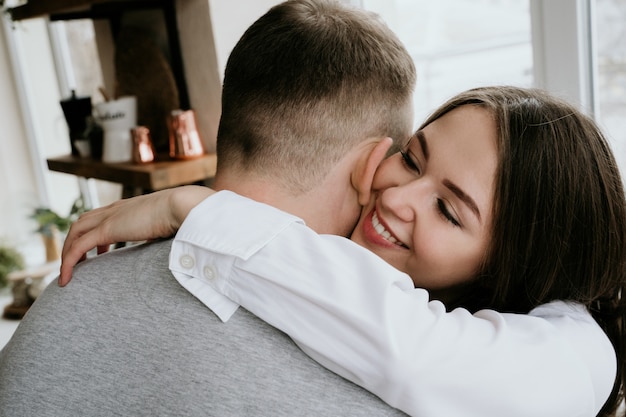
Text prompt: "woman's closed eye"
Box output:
[[400, 149, 461, 227], [400, 150, 421, 175], [437, 199, 461, 227]]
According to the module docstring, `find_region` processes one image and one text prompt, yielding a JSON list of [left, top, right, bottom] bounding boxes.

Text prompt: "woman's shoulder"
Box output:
[[529, 300, 593, 320], [530, 300, 616, 413]]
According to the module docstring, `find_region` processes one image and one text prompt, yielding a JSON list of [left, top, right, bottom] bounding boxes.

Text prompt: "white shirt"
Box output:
[[169, 191, 616, 417]]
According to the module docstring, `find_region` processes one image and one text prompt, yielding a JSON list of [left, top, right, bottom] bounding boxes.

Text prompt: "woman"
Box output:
[[61, 86, 626, 416]]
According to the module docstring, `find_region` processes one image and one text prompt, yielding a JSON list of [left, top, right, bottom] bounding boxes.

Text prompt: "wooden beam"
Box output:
[[9, 0, 140, 21]]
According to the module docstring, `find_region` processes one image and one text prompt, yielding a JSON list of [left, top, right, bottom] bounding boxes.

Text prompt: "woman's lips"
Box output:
[[362, 209, 408, 249]]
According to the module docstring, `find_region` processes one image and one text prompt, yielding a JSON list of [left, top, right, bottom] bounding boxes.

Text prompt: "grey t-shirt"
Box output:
[[0, 239, 405, 417]]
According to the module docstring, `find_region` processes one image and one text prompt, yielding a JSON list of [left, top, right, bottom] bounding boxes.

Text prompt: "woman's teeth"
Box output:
[[372, 211, 399, 244]]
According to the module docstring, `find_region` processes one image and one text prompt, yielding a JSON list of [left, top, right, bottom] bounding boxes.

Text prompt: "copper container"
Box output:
[[131, 126, 155, 164], [167, 109, 205, 159]]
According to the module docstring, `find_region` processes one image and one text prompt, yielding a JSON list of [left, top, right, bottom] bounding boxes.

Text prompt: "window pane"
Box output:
[[596, 0, 626, 174], [361, 0, 532, 124], [53, 19, 105, 100]]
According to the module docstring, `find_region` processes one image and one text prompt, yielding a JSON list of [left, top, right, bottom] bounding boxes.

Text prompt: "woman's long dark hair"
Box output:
[[420, 86, 626, 416]]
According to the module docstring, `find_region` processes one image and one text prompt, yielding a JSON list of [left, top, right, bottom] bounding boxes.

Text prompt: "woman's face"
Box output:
[[351, 105, 498, 294]]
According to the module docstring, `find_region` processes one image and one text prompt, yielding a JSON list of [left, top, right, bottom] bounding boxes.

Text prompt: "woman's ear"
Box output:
[[352, 137, 393, 206]]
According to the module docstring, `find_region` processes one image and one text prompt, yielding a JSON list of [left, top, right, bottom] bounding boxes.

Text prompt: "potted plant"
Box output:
[[0, 244, 24, 290], [30, 197, 86, 262]]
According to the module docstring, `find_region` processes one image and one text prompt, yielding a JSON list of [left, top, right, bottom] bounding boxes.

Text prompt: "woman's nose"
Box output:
[[379, 179, 430, 223]]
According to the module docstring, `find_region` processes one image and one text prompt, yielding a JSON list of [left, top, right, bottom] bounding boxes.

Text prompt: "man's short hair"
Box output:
[[217, 0, 416, 193]]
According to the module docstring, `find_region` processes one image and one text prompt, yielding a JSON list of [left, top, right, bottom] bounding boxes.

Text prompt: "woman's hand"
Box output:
[[59, 185, 215, 286]]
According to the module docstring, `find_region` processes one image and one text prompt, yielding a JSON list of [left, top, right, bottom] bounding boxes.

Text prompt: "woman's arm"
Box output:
[[59, 188, 615, 416], [170, 191, 615, 417], [59, 185, 214, 286]]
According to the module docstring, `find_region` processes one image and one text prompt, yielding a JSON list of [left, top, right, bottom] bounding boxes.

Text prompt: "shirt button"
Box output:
[[203, 265, 216, 280], [180, 255, 195, 269]]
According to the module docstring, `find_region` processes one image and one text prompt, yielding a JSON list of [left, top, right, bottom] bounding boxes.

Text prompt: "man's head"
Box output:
[[215, 0, 415, 196]]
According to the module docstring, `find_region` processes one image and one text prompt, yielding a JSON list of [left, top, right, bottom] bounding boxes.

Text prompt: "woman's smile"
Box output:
[[364, 209, 408, 249]]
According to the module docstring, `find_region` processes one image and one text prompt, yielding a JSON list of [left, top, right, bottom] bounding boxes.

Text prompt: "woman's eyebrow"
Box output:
[[416, 130, 429, 159], [443, 179, 482, 223]]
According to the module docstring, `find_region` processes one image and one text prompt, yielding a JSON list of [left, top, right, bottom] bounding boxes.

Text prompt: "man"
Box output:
[[0, 1, 415, 415]]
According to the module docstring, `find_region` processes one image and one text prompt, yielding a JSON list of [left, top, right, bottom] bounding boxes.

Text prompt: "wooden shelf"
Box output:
[[8, 0, 171, 21], [47, 153, 217, 192], [9, 0, 134, 20]]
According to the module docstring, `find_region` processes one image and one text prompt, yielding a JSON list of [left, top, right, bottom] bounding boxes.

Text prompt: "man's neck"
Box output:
[[212, 171, 357, 237]]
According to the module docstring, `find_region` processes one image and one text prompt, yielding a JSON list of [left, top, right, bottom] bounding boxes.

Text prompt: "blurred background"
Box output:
[[0, 0, 623, 265]]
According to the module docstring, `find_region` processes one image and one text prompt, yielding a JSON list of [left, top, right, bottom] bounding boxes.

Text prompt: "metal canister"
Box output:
[[167, 109, 205, 160], [131, 126, 155, 163]]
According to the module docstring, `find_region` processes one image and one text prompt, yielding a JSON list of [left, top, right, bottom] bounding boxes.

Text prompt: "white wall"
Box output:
[[209, 0, 282, 76], [0, 16, 46, 260], [0, 18, 37, 243]]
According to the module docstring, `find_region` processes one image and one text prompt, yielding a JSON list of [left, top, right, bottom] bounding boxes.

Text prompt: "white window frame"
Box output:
[[1, 13, 49, 206], [530, 0, 598, 116]]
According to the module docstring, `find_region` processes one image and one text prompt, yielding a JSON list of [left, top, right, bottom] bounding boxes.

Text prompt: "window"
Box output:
[[50, 19, 105, 102], [596, 0, 626, 173], [358, 0, 626, 177], [359, 0, 532, 124]]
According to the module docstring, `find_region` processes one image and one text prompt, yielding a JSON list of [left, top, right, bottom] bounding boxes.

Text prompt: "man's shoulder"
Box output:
[[0, 239, 405, 417]]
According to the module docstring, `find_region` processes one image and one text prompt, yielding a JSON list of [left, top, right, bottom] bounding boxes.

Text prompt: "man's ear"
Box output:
[[352, 137, 393, 206]]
